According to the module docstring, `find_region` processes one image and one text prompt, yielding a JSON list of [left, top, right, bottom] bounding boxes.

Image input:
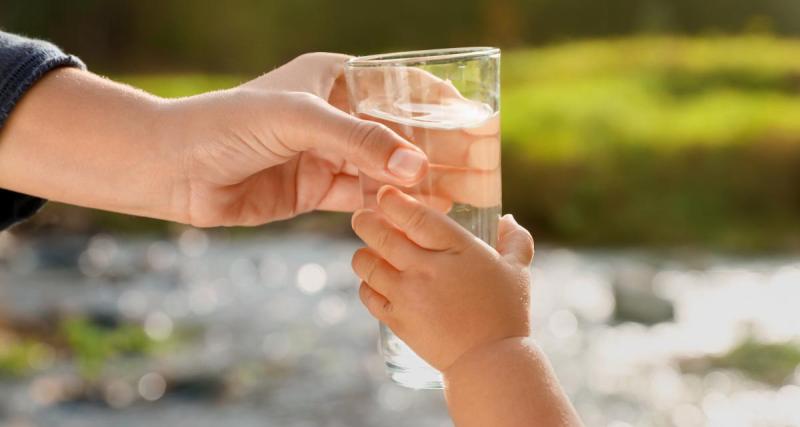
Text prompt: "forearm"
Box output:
[[443, 337, 582, 427], [0, 67, 184, 222]]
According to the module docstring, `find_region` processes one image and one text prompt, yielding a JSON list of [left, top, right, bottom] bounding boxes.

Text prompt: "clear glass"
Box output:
[[345, 47, 501, 389]]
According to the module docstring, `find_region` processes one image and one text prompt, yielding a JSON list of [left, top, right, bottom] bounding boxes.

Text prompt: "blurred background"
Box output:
[[2, 1, 800, 426]]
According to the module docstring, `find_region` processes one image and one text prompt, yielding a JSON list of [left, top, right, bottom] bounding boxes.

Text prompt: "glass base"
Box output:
[[385, 361, 444, 390]]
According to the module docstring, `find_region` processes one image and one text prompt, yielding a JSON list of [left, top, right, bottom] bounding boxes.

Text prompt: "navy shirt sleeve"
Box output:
[[0, 31, 86, 230]]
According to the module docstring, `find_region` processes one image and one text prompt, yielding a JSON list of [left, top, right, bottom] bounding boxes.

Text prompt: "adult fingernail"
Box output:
[[387, 149, 426, 179]]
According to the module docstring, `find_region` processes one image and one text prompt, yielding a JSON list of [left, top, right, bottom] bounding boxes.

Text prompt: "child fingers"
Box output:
[[406, 67, 466, 102], [369, 165, 500, 210], [426, 165, 502, 208], [362, 189, 453, 214], [351, 209, 423, 269], [376, 186, 472, 251], [422, 130, 500, 170], [351, 248, 401, 299], [359, 281, 393, 322], [497, 214, 535, 266]]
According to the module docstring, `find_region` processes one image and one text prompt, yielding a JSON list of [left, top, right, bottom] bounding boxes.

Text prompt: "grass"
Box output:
[[74, 36, 800, 251]]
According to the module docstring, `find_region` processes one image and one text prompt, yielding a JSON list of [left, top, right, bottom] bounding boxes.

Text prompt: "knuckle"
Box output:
[[444, 237, 470, 256], [294, 52, 320, 61], [289, 52, 351, 86], [268, 90, 295, 105], [346, 121, 384, 159], [382, 300, 394, 316], [287, 91, 320, 107], [375, 228, 393, 252], [359, 283, 376, 308], [405, 207, 428, 232], [296, 51, 347, 64], [351, 248, 367, 272], [365, 294, 392, 321], [274, 92, 316, 119], [358, 281, 369, 300], [363, 256, 381, 285], [288, 52, 324, 68]]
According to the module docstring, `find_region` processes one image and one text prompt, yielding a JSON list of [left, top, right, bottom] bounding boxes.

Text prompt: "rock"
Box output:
[[612, 265, 674, 325], [168, 375, 227, 401], [30, 235, 89, 270]]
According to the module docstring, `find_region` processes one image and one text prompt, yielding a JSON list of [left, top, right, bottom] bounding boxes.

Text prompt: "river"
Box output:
[[1, 230, 799, 427]]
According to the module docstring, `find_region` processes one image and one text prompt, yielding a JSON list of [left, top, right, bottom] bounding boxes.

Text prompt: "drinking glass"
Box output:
[[345, 47, 501, 389]]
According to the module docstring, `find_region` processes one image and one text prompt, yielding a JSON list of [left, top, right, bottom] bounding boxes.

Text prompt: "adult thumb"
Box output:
[[277, 91, 428, 185]]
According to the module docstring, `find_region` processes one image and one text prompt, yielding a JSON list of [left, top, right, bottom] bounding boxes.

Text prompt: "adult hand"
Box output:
[[166, 52, 430, 226]]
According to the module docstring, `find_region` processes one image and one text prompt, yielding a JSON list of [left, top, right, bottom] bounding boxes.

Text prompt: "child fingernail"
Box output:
[[378, 187, 417, 210], [351, 208, 372, 228], [376, 185, 394, 204]]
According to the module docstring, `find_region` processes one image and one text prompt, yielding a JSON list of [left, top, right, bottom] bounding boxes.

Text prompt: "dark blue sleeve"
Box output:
[[0, 31, 86, 230]]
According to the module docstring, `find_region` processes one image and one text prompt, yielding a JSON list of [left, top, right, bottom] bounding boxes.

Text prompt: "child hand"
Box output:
[[350, 185, 534, 373]]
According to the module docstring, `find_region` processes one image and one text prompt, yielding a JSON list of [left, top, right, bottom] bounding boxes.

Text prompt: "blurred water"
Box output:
[[2, 231, 800, 427]]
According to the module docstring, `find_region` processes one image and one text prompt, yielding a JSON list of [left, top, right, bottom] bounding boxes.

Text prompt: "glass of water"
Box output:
[[345, 47, 501, 389]]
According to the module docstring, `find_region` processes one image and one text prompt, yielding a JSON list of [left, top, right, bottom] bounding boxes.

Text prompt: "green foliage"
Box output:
[[5, 0, 800, 74], [0, 339, 53, 378], [61, 317, 160, 379], [501, 37, 800, 251], [0, 318, 182, 380], [502, 37, 800, 157], [712, 339, 800, 385]]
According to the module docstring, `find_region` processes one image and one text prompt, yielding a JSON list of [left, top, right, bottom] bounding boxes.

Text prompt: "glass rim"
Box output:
[[346, 47, 500, 68]]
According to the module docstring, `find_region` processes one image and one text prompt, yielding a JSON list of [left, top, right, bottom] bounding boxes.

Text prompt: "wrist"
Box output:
[[150, 97, 194, 224], [154, 89, 254, 227], [442, 336, 583, 427], [93, 91, 186, 224], [443, 336, 537, 383]]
